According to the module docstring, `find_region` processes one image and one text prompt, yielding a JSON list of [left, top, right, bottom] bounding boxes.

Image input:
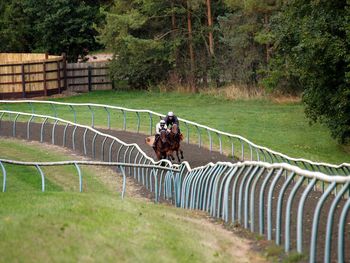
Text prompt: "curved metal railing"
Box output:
[[0, 110, 192, 202], [0, 160, 178, 198], [179, 161, 350, 263], [0, 100, 349, 175]]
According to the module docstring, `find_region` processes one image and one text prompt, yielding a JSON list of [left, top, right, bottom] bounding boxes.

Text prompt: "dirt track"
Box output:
[[99, 128, 234, 167], [0, 121, 232, 168]]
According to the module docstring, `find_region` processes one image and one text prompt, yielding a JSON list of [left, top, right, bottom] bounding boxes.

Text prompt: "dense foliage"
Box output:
[[99, 0, 281, 89], [0, 0, 103, 61], [265, 0, 350, 143], [99, 0, 228, 90]]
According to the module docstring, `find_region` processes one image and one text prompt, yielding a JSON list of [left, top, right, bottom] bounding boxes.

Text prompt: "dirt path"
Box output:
[[0, 121, 233, 168], [97, 128, 233, 167]]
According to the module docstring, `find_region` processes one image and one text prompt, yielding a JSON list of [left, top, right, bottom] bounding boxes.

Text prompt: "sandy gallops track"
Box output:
[[98, 128, 233, 167], [0, 121, 232, 168]]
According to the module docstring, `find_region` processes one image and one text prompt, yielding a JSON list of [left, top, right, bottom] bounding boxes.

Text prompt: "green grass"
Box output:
[[0, 192, 234, 263], [0, 138, 261, 263], [1, 191, 244, 263], [1, 90, 349, 165], [0, 139, 108, 192]]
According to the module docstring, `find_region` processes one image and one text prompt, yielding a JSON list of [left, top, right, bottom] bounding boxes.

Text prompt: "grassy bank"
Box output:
[[0, 138, 265, 263], [1, 90, 349, 165]]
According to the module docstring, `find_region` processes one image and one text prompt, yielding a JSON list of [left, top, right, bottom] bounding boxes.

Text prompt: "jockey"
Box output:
[[164, 111, 179, 129], [156, 119, 167, 134], [153, 120, 167, 149]]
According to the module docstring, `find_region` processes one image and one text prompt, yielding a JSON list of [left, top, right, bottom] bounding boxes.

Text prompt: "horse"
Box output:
[[153, 129, 174, 161], [167, 123, 184, 162]]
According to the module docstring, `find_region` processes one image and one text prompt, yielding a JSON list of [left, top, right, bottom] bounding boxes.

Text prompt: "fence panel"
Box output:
[[0, 53, 64, 99], [67, 62, 112, 92]]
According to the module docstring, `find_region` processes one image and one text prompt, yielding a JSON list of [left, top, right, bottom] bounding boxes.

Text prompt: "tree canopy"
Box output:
[[265, 0, 350, 143], [0, 0, 102, 61]]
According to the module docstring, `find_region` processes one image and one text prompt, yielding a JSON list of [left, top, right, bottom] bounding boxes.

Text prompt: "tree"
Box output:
[[0, 0, 31, 52], [206, 0, 214, 56], [265, 0, 350, 143], [23, 0, 101, 62], [99, 0, 174, 88], [100, 0, 228, 89], [186, 0, 196, 91], [0, 0, 102, 61], [217, 0, 280, 85]]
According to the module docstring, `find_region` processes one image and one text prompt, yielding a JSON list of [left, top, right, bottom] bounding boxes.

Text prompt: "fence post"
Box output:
[[57, 61, 61, 94], [43, 61, 47, 96], [62, 53, 68, 90], [21, 64, 26, 98], [88, 65, 92, 92]]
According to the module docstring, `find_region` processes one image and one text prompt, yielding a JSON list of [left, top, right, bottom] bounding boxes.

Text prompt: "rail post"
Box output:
[[74, 163, 82, 192], [104, 107, 111, 129], [35, 165, 45, 192], [120, 166, 126, 199], [40, 118, 47, 142], [88, 65, 92, 92], [43, 60, 47, 96], [21, 64, 26, 98], [57, 60, 61, 94], [13, 113, 19, 137], [0, 161, 6, 192], [62, 53, 68, 90], [149, 112, 152, 135], [88, 105, 94, 128]]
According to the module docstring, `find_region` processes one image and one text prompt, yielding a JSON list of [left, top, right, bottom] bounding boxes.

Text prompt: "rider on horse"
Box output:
[[153, 119, 167, 150], [164, 111, 180, 131], [165, 111, 184, 162]]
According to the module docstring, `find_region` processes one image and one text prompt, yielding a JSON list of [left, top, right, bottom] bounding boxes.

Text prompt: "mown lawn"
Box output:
[[0, 138, 264, 263], [1, 90, 349, 164]]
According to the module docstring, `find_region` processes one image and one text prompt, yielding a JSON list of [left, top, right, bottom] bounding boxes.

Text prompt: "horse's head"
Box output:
[[160, 129, 168, 143], [171, 124, 178, 134]]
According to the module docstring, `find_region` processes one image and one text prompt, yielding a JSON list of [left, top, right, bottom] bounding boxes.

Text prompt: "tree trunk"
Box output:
[[206, 0, 214, 56], [169, 0, 180, 86], [264, 13, 271, 63], [171, 1, 176, 33], [187, 0, 197, 92], [206, 0, 219, 87]]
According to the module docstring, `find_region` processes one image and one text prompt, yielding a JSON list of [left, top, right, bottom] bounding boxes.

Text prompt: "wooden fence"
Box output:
[[0, 53, 112, 99], [0, 53, 65, 99], [66, 62, 112, 92]]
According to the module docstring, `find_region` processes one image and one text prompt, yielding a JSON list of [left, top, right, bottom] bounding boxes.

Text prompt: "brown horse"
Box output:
[[168, 124, 184, 162], [154, 129, 174, 161]]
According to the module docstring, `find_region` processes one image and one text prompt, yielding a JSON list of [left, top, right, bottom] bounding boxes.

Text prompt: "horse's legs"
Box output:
[[161, 152, 167, 160], [176, 150, 181, 163], [164, 151, 173, 162], [168, 151, 175, 161], [180, 148, 184, 159]]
